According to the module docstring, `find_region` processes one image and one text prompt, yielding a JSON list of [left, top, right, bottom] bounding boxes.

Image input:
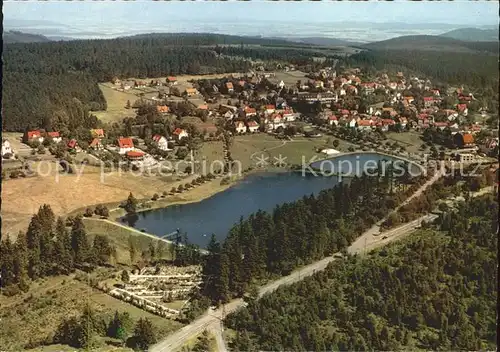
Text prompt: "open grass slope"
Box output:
[[440, 28, 498, 42]]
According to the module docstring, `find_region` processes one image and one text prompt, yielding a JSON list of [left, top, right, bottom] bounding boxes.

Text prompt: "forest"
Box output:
[[198, 169, 425, 306], [226, 195, 498, 351], [345, 50, 499, 95], [2, 35, 265, 132]]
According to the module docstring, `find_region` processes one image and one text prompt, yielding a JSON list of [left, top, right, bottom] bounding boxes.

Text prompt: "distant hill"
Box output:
[[362, 35, 498, 54], [121, 32, 293, 46], [440, 28, 498, 42], [3, 30, 52, 44], [280, 37, 362, 47]]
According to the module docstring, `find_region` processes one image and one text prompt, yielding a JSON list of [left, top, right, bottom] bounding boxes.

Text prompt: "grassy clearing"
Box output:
[[385, 131, 424, 154], [231, 133, 355, 169], [94, 84, 138, 123], [83, 218, 174, 265], [0, 275, 182, 351]]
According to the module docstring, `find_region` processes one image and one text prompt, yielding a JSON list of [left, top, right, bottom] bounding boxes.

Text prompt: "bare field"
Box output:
[[0, 274, 182, 351], [268, 70, 307, 86], [1, 166, 198, 238]]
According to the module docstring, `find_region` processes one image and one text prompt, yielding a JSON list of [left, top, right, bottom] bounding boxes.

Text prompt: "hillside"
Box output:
[[3, 30, 52, 44], [226, 196, 498, 351], [282, 37, 361, 47], [362, 35, 498, 54], [440, 28, 498, 42]]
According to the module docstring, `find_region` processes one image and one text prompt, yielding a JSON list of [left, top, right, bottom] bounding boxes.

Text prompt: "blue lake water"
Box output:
[[124, 153, 420, 248]]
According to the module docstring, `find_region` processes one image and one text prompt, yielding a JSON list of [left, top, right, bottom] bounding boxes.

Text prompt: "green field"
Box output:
[[94, 84, 138, 123]]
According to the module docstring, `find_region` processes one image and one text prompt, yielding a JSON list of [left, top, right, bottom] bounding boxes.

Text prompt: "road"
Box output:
[[151, 171, 492, 352]]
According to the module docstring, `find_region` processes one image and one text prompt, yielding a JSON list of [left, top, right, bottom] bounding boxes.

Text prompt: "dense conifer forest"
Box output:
[[197, 169, 425, 306], [226, 195, 498, 351]]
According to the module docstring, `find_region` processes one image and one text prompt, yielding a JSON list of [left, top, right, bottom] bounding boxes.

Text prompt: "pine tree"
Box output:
[[0, 235, 16, 287], [124, 192, 138, 214], [54, 217, 73, 273], [128, 235, 138, 264], [133, 318, 157, 350], [14, 231, 30, 291], [93, 235, 113, 265], [107, 311, 132, 341], [26, 214, 43, 279], [71, 216, 91, 265]]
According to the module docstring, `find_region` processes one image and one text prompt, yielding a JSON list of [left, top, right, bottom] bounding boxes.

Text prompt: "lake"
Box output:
[[124, 152, 420, 248]]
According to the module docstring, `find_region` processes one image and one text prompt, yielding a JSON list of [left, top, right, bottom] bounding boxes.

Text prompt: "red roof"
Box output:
[[462, 133, 475, 145], [126, 151, 145, 158], [226, 82, 234, 89], [248, 121, 259, 127], [329, 115, 337, 120], [27, 130, 42, 139], [381, 119, 395, 125], [152, 134, 163, 142], [434, 122, 448, 127], [357, 120, 372, 126], [89, 138, 101, 147], [265, 105, 275, 110], [67, 139, 77, 149], [47, 131, 60, 138], [418, 113, 428, 120], [167, 76, 177, 82], [457, 104, 468, 111], [245, 107, 257, 114], [423, 97, 434, 101], [118, 137, 134, 149], [341, 109, 349, 115], [173, 128, 186, 136]]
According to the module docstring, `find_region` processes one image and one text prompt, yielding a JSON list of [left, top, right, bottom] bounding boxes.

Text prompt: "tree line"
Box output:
[[0, 205, 115, 295], [226, 195, 498, 351]]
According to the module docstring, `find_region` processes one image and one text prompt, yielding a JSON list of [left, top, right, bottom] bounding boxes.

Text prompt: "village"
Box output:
[[1, 63, 498, 327], [2, 65, 498, 179]]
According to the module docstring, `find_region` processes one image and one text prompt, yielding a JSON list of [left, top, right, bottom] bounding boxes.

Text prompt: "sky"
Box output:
[[3, 1, 498, 40]]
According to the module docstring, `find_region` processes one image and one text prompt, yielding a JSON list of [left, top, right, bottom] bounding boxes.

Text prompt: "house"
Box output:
[[224, 111, 235, 120], [2, 140, 13, 158], [244, 107, 257, 117], [247, 120, 260, 133], [225, 82, 234, 93], [479, 138, 498, 154], [89, 138, 103, 151], [378, 119, 395, 132], [152, 134, 170, 151], [67, 139, 79, 151], [456, 104, 468, 116], [328, 115, 338, 126], [403, 96, 415, 104], [423, 97, 435, 108], [348, 118, 358, 128], [314, 80, 324, 89], [166, 76, 177, 85], [235, 121, 247, 134], [173, 128, 189, 141], [432, 89, 440, 96], [90, 129, 105, 139], [47, 131, 62, 143], [135, 81, 147, 88], [277, 80, 285, 90], [117, 137, 134, 154], [24, 130, 44, 143], [126, 150, 145, 161], [281, 109, 295, 122], [357, 119, 373, 131], [157, 105, 170, 113], [387, 82, 398, 90], [265, 105, 276, 114], [433, 121, 449, 130], [185, 88, 198, 97], [454, 133, 475, 148]]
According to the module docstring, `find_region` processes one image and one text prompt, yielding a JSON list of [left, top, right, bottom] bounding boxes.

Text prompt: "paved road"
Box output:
[[150, 212, 435, 352], [150, 173, 491, 352]]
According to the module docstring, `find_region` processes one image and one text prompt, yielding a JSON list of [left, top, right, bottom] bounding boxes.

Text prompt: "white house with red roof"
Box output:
[[235, 121, 247, 134], [265, 105, 276, 115], [244, 106, 257, 117], [153, 134, 170, 151], [47, 131, 62, 143], [89, 138, 103, 151], [456, 104, 468, 116], [247, 120, 260, 133], [281, 109, 295, 122], [2, 140, 13, 158], [328, 115, 338, 126], [25, 130, 44, 143], [433, 122, 449, 131], [357, 119, 374, 131], [423, 97, 435, 108], [173, 128, 188, 141], [432, 89, 440, 96], [117, 137, 134, 154]]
